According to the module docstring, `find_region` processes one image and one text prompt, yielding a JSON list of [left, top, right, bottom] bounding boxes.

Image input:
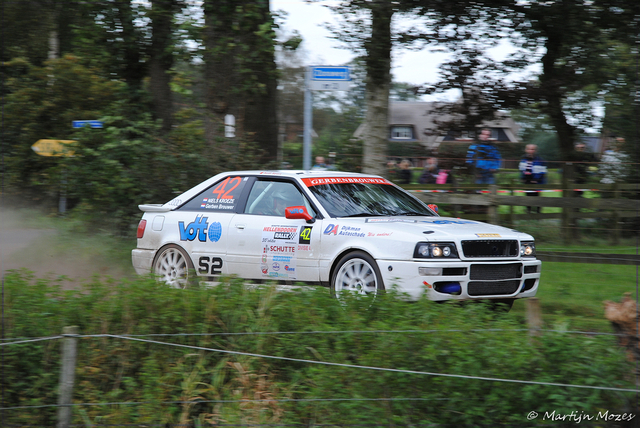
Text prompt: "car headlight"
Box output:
[[520, 241, 536, 257], [414, 242, 459, 259]]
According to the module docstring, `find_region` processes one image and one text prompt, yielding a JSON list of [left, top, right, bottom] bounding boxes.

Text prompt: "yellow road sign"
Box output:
[[31, 139, 76, 157]]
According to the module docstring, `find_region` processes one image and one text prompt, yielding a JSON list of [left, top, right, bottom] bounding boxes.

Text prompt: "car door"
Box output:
[[174, 175, 252, 278], [226, 178, 321, 282]]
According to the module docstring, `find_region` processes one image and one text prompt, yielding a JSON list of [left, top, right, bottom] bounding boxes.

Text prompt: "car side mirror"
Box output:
[[428, 204, 439, 214], [285, 206, 315, 223]]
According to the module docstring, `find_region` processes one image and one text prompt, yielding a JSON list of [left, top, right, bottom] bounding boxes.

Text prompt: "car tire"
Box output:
[[331, 251, 384, 300], [152, 244, 195, 289]]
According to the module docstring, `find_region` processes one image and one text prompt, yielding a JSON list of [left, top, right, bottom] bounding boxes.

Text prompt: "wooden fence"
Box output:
[[403, 166, 639, 245]]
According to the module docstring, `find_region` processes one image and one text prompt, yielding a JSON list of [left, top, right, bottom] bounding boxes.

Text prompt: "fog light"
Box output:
[[419, 267, 442, 276], [434, 282, 461, 295]]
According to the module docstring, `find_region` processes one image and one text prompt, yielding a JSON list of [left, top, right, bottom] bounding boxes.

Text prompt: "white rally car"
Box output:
[[132, 170, 541, 304]]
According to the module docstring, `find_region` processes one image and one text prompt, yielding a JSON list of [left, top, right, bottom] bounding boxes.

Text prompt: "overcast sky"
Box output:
[[270, 0, 449, 90]]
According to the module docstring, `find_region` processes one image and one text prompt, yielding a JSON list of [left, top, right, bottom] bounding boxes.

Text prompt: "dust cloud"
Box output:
[[0, 207, 135, 287]]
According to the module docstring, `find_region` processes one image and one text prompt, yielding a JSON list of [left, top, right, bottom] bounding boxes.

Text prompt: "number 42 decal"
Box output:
[[210, 176, 241, 199], [299, 226, 312, 244]]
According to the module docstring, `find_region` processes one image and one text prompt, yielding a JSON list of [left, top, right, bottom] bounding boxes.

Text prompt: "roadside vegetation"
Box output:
[[2, 267, 636, 426]]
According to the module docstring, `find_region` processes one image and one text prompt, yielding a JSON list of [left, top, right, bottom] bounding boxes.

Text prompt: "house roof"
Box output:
[[354, 101, 521, 148]]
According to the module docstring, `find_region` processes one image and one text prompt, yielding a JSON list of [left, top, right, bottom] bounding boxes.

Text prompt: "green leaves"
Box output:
[[1, 273, 635, 425]]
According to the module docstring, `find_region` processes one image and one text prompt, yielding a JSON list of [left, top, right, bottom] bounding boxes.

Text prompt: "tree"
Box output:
[[416, 0, 639, 165], [202, 0, 279, 161], [149, 0, 183, 131]]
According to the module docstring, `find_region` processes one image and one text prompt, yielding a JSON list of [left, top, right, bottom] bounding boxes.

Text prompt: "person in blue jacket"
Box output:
[[519, 144, 547, 213], [466, 128, 502, 185]]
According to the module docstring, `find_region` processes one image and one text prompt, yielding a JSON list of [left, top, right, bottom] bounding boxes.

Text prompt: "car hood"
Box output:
[[336, 216, 533, 241]]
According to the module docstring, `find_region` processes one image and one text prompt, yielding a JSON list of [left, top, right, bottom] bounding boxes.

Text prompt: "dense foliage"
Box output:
[[2, 271, 635, 426]]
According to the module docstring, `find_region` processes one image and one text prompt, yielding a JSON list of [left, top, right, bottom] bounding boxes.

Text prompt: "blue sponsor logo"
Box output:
[[272, 262, 280, 271], [179, 216, 222, 242], [208, 221, 222, 242]]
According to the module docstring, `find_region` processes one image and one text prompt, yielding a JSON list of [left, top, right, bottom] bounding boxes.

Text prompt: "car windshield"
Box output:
[[307, 182, 435, 218]]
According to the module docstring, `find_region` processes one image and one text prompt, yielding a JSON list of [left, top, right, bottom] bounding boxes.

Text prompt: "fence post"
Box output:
[[526, 298, 542, 336], [561, 163, 574, 244], [612, 183, 620, 245], [488, 184, 498, 224], [508, 179, 515, 228], [57, 326, 79, 428]]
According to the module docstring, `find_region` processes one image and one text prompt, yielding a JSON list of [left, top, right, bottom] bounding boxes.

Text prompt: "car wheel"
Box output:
[[152, 244, 195, 289], [331, 251, 384, 300]]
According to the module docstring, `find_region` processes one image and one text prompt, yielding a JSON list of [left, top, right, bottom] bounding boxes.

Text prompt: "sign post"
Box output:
[[303, 66, 351, 170], [31, 140, 76, 213]]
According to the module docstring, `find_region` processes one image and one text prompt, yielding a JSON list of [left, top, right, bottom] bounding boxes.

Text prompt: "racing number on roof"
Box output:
[[211, 176, 241, 199]]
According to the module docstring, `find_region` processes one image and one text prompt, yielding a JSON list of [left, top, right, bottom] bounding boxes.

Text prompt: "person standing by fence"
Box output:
[[519, 144, 547, 213], [466, 128, 502, 185]]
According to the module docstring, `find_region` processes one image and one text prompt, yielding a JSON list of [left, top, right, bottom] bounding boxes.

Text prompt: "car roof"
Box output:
[[161, 170, 387, 209], [225, 170, 384, 179]]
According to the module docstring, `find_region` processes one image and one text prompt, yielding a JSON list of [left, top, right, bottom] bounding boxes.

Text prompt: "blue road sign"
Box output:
[[73, 120, 104, 129], [310, 66, 350, 81]]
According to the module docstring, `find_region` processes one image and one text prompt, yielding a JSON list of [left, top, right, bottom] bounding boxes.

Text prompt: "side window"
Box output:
[[179, 176, 248, 212], [245, 181, 315, 217]]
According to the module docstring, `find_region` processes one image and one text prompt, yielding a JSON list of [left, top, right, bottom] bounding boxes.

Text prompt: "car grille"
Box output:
[[461, 240, 519, 258], [468, 280, 521, 296], [470, 263, 522, 280]]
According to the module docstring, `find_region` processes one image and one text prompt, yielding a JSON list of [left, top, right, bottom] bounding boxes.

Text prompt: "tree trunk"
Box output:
[[362, 4, 392, 177], [149, 0, 177, 132], [238, 0, 279, 164], [203, 0, 237, 145], [540, 24, 577, 162]]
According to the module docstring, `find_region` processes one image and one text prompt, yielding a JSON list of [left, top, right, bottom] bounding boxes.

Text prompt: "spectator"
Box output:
[[397, 159, 412, 184], [519, 144, 547, 213], [466, 128, 501, 185], [311, 156, 328, 171], [571, 142, 597, 197], [419, 157, 439, 184], [600, 137, 630, 185]]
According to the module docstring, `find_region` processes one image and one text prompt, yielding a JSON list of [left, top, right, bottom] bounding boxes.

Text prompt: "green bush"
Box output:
[[1, 272, 635, 426]]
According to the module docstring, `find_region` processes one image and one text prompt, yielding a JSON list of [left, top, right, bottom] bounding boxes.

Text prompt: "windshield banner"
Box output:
[[302, 177, 392, 187]]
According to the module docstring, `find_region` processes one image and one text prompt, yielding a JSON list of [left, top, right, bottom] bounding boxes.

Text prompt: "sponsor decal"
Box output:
[[367, 232, 393, 237], [198, 256, 223, 275], [365, 218, 417, 223], [302, 177, 392, 187], [476, 233, 501, 237], [338, 225, 365, 238], [208, 222, 222, 242], [263, 226, 297, 232], [274, 232, 295, 240], [422, 220, 476, 225], [179, 215, 209, 242], [178, 216, 223, 242], [324, 224, 339, 235], [261, 225, 298, 279], [299, 226, 312, 244]]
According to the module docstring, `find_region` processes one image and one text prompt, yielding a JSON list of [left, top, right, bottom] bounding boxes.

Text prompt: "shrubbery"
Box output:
[[2, 271, 635, 426]]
